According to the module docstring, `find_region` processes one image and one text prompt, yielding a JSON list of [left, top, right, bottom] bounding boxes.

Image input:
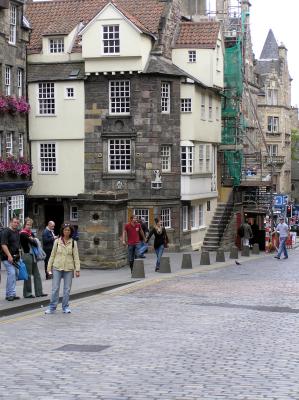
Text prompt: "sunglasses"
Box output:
[[62, 223, 71, 227]]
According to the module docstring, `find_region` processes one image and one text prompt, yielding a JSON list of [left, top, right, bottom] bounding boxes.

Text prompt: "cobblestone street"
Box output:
[[1, 250, 299, 400]]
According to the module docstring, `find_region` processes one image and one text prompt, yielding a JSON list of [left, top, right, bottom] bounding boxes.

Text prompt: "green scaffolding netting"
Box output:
[[222, 40, 244, 186]]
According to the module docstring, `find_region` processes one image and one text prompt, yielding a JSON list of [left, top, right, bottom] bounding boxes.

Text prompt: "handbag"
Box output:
[[31, 238, 47, 261], [15, 259, 29, 281], [163, 230, 169, 248]]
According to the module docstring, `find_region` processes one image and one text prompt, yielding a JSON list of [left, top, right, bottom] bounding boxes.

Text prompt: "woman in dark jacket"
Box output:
[[20, 218, 47, 298], [146, 217, 168, 272]]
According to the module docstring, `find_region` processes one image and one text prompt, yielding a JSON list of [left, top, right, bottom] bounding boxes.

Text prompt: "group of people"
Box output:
[[1, 217, 80, 314], [122, 215, 169, 274]]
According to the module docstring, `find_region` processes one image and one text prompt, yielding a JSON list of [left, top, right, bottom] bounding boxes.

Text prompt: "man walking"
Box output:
[[1, 217, 21, 301], [274, 216, 289, 260], [241, 219, 253, 248], [122, 215, 145, 273], [42, 221, 57, 279]]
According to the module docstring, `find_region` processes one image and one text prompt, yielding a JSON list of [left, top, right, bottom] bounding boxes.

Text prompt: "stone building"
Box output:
[[256, 29, 292, 195], [0, 0, 31, 226]]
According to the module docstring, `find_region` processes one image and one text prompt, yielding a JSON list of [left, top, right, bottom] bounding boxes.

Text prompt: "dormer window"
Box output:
[[103, 25, 120, 54], [49, 38, 64, 53]]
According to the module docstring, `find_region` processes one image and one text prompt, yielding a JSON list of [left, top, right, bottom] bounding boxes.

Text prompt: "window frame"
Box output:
[[9, 4, 17, 45], [201, 93, 206, 120], [65, 87, 75, 100], [5, 66, 11, 96], [161, 82, 170, 114], [49, 37, 65, 54], [181, 145, 194, 174], [108, 138, 132, 173], [70, 205, 79, 222], [208, 95, 213, 120], [18, 133, 24, 158], [102, 24, 120, 55], [266, 87, 278, 106], [5, 132, 13, 157], [267, 116, 279, 133], [38, 142, 57, 174], [188, 50, 196, 63], [161, 145, 171, 173], [17, 68, 23, 97], [133, 209, 149, 228], [181, 98, 192, 113], [161, 208, 171, 229], [109, 80, 130, 115], [267, 144, 278, 157], [182, 206, 188, 232], [38, 82, 56, 115]]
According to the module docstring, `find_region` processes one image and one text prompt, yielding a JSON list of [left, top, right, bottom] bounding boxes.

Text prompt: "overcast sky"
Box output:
[[249, 0, 299, 107]]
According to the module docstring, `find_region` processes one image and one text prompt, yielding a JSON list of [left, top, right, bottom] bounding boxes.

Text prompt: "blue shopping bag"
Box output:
[[138, 242, 148, 256], [15, 259, 29, 281]]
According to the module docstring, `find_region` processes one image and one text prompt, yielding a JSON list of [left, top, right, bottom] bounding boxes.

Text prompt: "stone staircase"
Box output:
[[202, 202, 234, 251]]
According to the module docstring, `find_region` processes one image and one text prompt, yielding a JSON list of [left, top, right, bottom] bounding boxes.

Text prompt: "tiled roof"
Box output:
[[259, 29, 279, 60], [25, 0, 165, 54], [174, 21, 220, 49]]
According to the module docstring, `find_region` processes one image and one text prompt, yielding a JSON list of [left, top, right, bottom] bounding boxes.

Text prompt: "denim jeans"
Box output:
[[128, 244, 139, 270], [277, 237, 288, 258], [3, 260, 16, 298], [155, 244, 164, 268], [48, 269, 73, 311]]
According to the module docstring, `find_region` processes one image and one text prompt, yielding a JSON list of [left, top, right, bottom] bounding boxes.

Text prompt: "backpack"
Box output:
[[237, 225, 244, 238]]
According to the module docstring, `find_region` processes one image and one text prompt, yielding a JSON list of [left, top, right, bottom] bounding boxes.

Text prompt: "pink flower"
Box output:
[[0, 156, 32, 177], [0, 95, 30, 114]]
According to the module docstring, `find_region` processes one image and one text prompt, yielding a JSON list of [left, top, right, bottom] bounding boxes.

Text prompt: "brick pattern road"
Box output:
[[1, 251, 299, 399]]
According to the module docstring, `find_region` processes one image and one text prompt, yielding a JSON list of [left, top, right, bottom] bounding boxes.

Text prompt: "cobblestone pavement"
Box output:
[[1, 250, 299, 400]]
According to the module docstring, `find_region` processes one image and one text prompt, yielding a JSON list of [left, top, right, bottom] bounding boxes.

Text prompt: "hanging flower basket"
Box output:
[[0, 156, 33, 177], [0, 95, 30, 114]]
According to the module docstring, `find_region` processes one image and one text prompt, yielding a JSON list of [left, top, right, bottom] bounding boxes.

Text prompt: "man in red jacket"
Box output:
[[122, 215, 145, 273]]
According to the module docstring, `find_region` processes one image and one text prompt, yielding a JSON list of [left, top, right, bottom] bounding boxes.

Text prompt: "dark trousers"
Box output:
[[44, 248, 52, 278], [23, 253, 43, 297]]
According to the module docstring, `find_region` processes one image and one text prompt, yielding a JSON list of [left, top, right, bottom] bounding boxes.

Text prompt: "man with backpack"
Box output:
[[1, 217, 21, 301]]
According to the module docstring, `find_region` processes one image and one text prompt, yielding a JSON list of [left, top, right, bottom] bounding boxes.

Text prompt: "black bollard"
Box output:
[[159, 257, 171, 273], [200, 251, 210, 265], [181, 253, 192, 269], [131, 259, 145, 278]]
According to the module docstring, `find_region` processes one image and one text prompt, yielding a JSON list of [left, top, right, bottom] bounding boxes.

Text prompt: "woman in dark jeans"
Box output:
[[20, 218, 47, 298], [146, 217, 168, 272]]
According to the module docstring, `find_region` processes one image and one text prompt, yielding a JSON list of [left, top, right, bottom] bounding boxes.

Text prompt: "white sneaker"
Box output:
[[44, 308, 55, 314], [63, 307, 71, 314]]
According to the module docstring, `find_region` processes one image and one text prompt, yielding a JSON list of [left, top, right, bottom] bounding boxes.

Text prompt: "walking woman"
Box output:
[[146, 217, 169, 272], [45, 223, 80, 314], [20, 218, 47, 298]]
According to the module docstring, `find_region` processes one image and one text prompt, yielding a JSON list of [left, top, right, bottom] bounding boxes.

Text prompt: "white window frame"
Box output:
[[39, 142, 57, 174], [6, 132, 13, 157], [49, 38, 65, 54], [208, 95, 213, 120], [216, 105, 220, 121], [108, 138, 131, 173], [5, 66, 11, 96], [70, 205, 78, 221], [134, 209, 149, 228], [161, 208, 171, 229], [181, 145, 194, 174], [188, 50, 196, 63], [182, 206, 188, 231], [161, 145, 171, 172], [9, 195, 24, 225], [199, 144, 211, 173], [206, 144, 211, 172], [181, 98, 192, 113], [266, 88, 278, 105], [201, 93, 206, 119], [161, 82, 170, 114], [109, 80, 130, 115], [199, 204, 204, 227], [267, 144, 278, 157], [191, 206, 197, 230], [267, 116, 279, 133], [102, 25, 120, 55], [9, 4, 17, 45], [17, 68, 23, 97], [38, 83, 55, 115], [18, 133, 24, 157], [65, 87, 75, 99]]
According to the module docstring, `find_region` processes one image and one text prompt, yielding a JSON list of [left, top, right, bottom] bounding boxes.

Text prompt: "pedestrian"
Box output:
[[146, 217, 169, 272], [274, 216, 289, 260], [45, 223, 80, 314], [240, 219, 253, 247], [122, 215, 146, 273], [1, 217, 21, 301], [20, 218, 47, 299], [42, 220, 57, 279]]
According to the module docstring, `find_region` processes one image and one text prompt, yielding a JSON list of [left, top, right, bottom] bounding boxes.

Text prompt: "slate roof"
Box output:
[[259, 29, 279, 60], [27, 62, 85, 82], [144, 55, 188, 77], [25, 0, 166, 54], [174, 21, 220, 49]]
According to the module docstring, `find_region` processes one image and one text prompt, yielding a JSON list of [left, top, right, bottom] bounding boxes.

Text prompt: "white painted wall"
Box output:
[[28, 81, 85, 140], [172, 33, 224, 88], [81, 4, 152, 73], [29, 140, 85, 196], [190, 197, 217, 250]]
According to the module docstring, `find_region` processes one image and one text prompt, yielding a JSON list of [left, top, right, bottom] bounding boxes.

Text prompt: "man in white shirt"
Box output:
[[274, 217, 289, 260]]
